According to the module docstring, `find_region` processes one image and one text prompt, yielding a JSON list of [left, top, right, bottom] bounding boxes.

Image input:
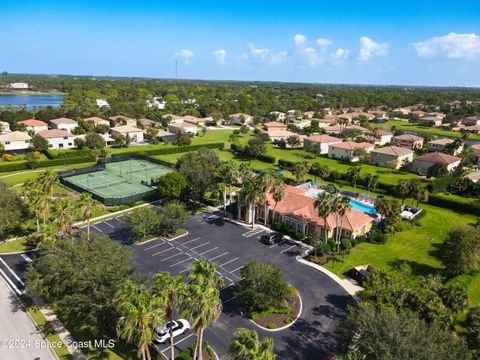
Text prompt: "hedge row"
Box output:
[[428, 194, 479, 216], [45, 148, 92, 159], [0, 156, 95, 172], [257, 154, 276, 164], [110, 142, 225, 158]]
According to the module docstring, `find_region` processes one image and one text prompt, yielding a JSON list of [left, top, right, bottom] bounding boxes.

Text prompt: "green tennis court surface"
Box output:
[[64, 159, 172, 199]]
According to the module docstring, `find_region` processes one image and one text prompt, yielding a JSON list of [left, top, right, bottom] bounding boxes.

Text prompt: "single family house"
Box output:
[[0, 131, 31, 151], [49, 118, 78, 132], [110, 125, 144, 144], [18, 119, 48, 134], [370, 146, 414, 169], [392, 134, 424, 150], [303, 134, 342, 155], [413, 152, 461, 176], [328, 141, 374, 162], [38, 129, 75, 149]]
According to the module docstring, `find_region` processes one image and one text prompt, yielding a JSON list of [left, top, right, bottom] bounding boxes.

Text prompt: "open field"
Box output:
[[371, 120, 480, 141]]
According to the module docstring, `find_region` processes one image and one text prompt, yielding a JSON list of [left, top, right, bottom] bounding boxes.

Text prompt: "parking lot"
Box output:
[[1, 208, 351, 359]]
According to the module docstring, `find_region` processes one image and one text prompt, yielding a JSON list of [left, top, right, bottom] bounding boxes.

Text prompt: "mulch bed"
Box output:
[[305, 254, 333, 266], [252, 291, 301, 329]]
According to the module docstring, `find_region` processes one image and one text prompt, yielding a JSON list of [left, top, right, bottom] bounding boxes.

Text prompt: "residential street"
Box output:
[[0, 277, 55, 360]]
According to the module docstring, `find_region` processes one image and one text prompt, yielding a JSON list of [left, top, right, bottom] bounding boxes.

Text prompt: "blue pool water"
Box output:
[[349, 198, 377, 215]]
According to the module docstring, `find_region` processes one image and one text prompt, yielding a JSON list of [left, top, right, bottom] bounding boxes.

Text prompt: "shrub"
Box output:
[[45, 148, 92, 159], [267, 323, 278, 329], [2, 153, 14, 162], [284, 316, 295, 324], [258, 154, 276, 164], [278, 159, 295, 169], [321, 242, 332, 254], [368, 230, 388, 244], [341, 238, 352, 250]]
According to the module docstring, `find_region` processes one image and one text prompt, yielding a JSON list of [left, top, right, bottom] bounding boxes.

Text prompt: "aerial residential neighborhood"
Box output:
[[1, 1, 479, 360]]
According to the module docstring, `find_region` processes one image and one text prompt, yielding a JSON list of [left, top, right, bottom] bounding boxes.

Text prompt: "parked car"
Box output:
[[260, 232, 283, 245], [154, 319, 190, 343]]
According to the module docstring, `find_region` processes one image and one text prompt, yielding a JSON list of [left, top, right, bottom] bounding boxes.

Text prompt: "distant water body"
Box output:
[[0, 94, 64, 109]]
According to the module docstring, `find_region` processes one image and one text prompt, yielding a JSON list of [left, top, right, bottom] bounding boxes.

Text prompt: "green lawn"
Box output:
[[0, 238, 27, 253], [370, 120, 480, 141]]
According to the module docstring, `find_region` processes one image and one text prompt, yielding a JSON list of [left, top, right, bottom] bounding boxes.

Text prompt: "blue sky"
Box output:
[[2, 0, 480, 87]]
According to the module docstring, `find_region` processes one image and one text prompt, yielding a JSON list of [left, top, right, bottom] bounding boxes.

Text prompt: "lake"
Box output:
[[0, 94, 64, 109]]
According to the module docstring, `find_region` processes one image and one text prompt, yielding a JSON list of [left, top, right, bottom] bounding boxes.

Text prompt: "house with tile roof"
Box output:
[[468, 144, 480, 157], [466, 171, 480, 183], [182, 115, 206, 126], [83, 117, 110, 127], [0, 131, 32, 151], [259, 185, 375, 239], [38, 129, 75, 149], [392, 134, 424, 150], [0, 121, 11, 133], [168, 122, 198, 136], [109, 115, 137, 127], [110, 125, 144, 143], [328, 141, 374, 162], [303, 134, 342, 154], [49, 118, 78, 132], [74, 133, 115, 147], [370, 146, 414, 169], [263, 121, 287, 132], [137, 118, 161, 128], [427, 138, 463, 155], [229, 113, 253, 125], [413, 152, 461, 176], [461, 116, 480, 126], [18, 119, 48, 134], [365, 129, 393, 145], [270, 111, 286, 121]]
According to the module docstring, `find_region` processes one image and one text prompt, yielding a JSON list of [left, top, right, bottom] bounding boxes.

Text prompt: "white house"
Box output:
[[49, 118, 78, 132], [370, 146, 414, 169], [168, 122, 198, 136], [328, 141, 375, 162], [83, 117, 110, 127], [162, 114, 184, 124], [427, 138, 463, 155], [229, 113, 253, 125], [0, 121, 11, 133], [270, 111, 286, 121], [75, 133, 115, 146], [0, 131, 31, 151], [110, 126, 144, 144], [303, 135, 343, 154], [18, 119, 48, 134], [109, 115, 137, 127], [9, 82, 29, 90], [96, 99, 110, 108], [38, 129, 75, 149]]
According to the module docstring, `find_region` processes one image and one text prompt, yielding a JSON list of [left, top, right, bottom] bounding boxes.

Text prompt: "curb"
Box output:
[[134, 231, 189, 246], [241, 288, 303, 333]]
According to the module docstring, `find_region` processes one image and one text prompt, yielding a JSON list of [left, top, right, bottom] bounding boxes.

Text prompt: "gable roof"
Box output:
[[265, 186, 375, 231], [0, 131, 31, 142], [305, 134, 342, 143], [428, 138, 454, 145], [394, 134, 424, 142], [109, 115, 133, 122], [83, 117, 109, 124], [264, 121, 286, 127], [329, 141, 374, 151], [110, 125, 143, 133], [371, 146, 414, 157], [18, 119, 48, 127], [38, 129, 73, 138], [466, 171, 480, 182], [50, 117, 77, 125], [414, 152, 461, 165]]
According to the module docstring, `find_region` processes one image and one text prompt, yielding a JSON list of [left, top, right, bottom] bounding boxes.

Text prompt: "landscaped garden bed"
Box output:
[[175, 342, 216, 360]]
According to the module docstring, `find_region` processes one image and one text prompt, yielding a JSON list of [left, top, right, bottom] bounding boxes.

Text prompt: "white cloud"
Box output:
[[331, 48, 350, 60], [357, 36, 389, 61], [413, 33, 480, 60], [316, 38, 333, 47], [212, 49, 227, 64], [175, 49, 194, 64], [243, 43, 287, 65], [294, 34, 307, 47]]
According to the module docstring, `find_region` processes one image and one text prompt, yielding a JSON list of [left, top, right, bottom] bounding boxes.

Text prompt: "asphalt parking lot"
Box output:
[[0, 209, 351, 359]]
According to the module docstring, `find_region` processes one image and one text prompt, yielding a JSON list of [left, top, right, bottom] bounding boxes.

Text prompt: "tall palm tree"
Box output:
[[228, 328, 276, 360], [236, 163, 254, 220], [114, 279, 165, 360], [335, 196, 352, 252], [314, 192, 334, 243], [216, 161, 239, 218], [365, 174, 379, 196], [241, 177, 262, 228], [258, 170, 278, 225], [346, 167, 361, 189], [37, 170, 58, 223], [185, 260, 223, 360], [154, 272, 186, 360], [21, 178, 43, 232], [270, 179, 286, 224], [78, 192, 95, 240], [52, 198, 77, 234], [395, 179, 410, 206]]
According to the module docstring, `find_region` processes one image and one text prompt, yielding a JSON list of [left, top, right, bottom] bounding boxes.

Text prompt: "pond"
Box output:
[[0, 94, 64, 109]]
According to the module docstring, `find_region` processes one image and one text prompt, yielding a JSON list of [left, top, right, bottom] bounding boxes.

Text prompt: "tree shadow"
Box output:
[[387, 258, 442, 276]]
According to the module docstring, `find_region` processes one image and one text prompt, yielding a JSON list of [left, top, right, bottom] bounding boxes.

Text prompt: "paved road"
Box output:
[[0, 276, 55, 360]]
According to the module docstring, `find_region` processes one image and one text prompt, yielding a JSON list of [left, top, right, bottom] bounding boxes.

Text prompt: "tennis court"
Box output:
[[61, 158, 173, 204]]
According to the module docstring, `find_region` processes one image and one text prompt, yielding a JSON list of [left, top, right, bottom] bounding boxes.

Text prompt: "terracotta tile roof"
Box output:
[[137, 118, 157, 126], [371, 146, 414, 157], [110, 125, 143, 133], [264, 121, 286, 127], [470, 144, 480, 150], [0, 131, 31, 142], [394, 134, 423, 141], [18, 119, 48, 126], [109, 115, 133, 122], [83, 117, 108, 124], [38, 129, 73, 138], [428, 138, 454, 145], [265, 186, 374, 232], [305, 134, 342, 143], [50, 117, 77, 125], [414, 152, 461, 165], [466, 171, 480, 182], [329, 141, 374, 150]]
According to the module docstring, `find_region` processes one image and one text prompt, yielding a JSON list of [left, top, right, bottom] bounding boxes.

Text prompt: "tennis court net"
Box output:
[[88, 179, 128, 190]]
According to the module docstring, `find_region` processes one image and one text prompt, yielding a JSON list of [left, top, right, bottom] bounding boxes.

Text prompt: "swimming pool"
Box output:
[[349, 198, 377, 215]]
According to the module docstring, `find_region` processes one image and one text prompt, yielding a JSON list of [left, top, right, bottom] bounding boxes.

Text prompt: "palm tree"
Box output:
[[228, 328, 276, 360], [346, 167, 361, 189], [154, 272, 186, 360], [78, 192, 95, 240], [314, 192, 334, 243], [258, 170, 278, 225], [216, 161, 238, 218], [236, 163, 254, 220], [271, 179, 286, 224], [52, 198, 77, 234], [335, 197, 352, 252], [185, 260, 223, 360], [365, 174, 379, 196], [21, 178, 43, 232], [37, 170, 58, 223], [415, 186, 429, 207], [241, 177, 262, 228], [395, 179, 410, 206], [114, 279, 165, 360]]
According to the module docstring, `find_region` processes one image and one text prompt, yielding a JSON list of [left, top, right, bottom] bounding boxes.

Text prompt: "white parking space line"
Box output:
[[179, 268, 190, 274], [242, 228, 265, 237], [230, 265, 244, 274], [197, 247, 219, 256], [112, 217, 124, 224], [102, 221, 115, 229], [21, 254, 32, 263], [0, 258, 24, 286], [269, 239, 287, 248], [222, 283, 235, 290], [160, 333, 195, 355], [92, 224, 103, 233], [224, 296, 237, 304], [169, 256, 193, 268], [179, 237, 201, 245], [152, 247, 176, 256], [280, 244, 298, 253], [219, 257, 239, 267], [189, 242, 210, 251], [144, 241, 169, 251], [161, 251, 185, 261], [207, 252, 229, 262]]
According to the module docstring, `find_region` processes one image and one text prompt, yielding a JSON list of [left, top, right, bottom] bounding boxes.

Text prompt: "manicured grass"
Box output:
[[370, 120, 480, 141], [468, 274, 480, 305], [1, 153, 48, 162], [21, 296, 73, 360], [0, 238, 28, 253]]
